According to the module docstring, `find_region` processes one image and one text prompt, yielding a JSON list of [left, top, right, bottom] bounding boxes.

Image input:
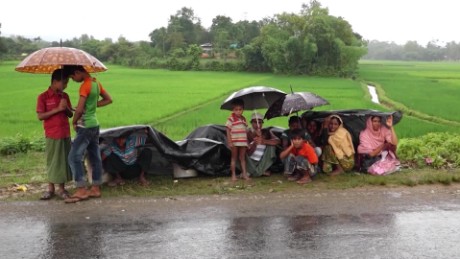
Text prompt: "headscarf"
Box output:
[[357, 116, 393, 154], [327, 115, 355, 159]]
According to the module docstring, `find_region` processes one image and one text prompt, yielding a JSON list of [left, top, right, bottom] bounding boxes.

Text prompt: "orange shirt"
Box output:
[[290, 142, 318, 164], [79, 77, 106, 97]]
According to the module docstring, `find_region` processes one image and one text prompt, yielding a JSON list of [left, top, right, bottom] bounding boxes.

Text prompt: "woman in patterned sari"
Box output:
[[320, 115, 355, 175]]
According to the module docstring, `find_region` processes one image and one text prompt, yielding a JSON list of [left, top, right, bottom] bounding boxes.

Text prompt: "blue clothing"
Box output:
[[68, 126, 102, 187], [101, 135, 147, 165]]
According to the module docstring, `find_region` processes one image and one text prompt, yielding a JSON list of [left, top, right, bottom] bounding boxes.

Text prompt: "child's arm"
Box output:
[[37, 98, 67, 121], [97, 90, 112, 107], [279, 141, 294, 160], [226, 127, 233, 148]]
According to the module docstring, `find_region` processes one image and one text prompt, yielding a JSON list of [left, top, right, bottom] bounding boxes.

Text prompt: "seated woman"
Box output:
[[320, 115, 355, 175], [357, 115, 398, 172]]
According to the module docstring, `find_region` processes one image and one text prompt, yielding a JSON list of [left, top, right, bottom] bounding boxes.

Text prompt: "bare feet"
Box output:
[[231, 176, 238, 182], [330, 169, 344, 176], [296, 175, 312, 185], [287, 171, 302, 181], [139, 177, 150, 186], [108, 177, 126, 187], [262, 171, 271, 177], [240, 174, 251, 181]]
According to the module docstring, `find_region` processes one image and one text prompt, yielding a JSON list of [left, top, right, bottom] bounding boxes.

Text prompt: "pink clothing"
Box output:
[[358, 117, 393, 154]]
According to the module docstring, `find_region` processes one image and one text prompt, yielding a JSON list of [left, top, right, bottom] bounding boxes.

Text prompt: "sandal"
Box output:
[[88, 189, 101, 198], [296, 176, 312, 185], [57, 190, 71, 200], [64, 195, 89, 203], [40, 191, 55, 200]]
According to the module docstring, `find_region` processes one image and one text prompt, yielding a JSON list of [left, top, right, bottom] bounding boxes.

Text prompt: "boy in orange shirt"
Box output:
[[280, 128, 318, 184]]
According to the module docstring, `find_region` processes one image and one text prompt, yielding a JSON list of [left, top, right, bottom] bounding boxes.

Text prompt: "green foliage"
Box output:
[[0, 134, 45, 156], [398, 133, 460, 169], [359, 61, 460, 123], [0, 134, 31, 155], [2, 61, 460, 141]]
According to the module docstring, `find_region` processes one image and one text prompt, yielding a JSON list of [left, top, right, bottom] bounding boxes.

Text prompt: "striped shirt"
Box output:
[[101, 135, 147, 165], [250, 144, 266, 161], [226, 113, 248, 146]]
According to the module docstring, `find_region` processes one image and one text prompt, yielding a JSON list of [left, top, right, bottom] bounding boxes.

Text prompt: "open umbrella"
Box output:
[[220, 86, 286, 110], [264, 92, 329, 120], [15, 47, 107, 74]]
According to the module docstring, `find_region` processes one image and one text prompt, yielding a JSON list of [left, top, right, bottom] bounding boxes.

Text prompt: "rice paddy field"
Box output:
[[0, 60, 459, 141]]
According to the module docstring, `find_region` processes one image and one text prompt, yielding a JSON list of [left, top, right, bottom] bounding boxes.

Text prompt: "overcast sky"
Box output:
[[1, 0, 458, 46]]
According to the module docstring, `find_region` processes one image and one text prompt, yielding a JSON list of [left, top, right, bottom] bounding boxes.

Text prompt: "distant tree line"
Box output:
[[0, 1, 366, 76], [364, 40, 460, 61]]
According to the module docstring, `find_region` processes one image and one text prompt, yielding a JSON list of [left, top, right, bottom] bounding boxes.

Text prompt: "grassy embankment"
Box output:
[[1, 60, 459, 200]]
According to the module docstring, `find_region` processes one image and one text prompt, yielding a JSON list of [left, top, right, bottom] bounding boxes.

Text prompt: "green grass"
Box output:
[[0, 61, 395, 140], [359, 60, 460, 123], [2, 60, 460, 201], [1, 61, 374, 140], [1, 150, 459, 201]]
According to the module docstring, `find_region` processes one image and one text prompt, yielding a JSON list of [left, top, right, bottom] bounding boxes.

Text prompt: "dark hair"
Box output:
[[290, 128, 304, 139], [231, 98, 244, 108], [288, 116, 301, 125], [51, 69, 68, 83], [63, 65, 86, 75], [261, 128, 271, 139]]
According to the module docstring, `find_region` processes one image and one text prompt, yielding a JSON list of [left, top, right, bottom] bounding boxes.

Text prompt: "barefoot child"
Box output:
[[280, 128, 318, 184], [226, 99, 249, 181]]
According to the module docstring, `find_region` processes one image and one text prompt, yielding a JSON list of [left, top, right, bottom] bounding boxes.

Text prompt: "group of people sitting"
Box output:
[[96, 111, 399, 187], [229, 111, 399, 185]]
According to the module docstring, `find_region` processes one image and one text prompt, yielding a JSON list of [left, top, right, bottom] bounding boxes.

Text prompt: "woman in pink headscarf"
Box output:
[[357, 115, 398, 171]]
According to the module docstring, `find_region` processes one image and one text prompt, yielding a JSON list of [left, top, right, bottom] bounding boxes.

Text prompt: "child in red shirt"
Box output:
[[36, 69, 73, 200], [280, 128, 318, 184]]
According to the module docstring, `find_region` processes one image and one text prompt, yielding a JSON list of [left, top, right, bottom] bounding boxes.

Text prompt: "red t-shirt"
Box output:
[[36, 88, 71, 139], [290, 142, 318, 164]]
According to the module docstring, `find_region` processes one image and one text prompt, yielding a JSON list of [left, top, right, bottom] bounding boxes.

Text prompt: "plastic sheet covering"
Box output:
[[301, 109, 403, 149], [98, 109, 401, 176]]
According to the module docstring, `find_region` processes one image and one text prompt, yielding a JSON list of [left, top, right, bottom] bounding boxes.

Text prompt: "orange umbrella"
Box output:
[[15, 47, 107, 74]]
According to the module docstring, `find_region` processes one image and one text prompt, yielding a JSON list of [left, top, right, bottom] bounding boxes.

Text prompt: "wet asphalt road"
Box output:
[[1, 186, 460, 259]]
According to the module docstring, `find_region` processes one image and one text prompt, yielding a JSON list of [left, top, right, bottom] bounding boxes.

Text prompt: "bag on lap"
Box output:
[[368, 150, 400, 175]]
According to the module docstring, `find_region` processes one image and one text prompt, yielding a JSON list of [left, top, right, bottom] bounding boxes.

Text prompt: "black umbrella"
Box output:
[[264, 92, 329, 120], [220, 86, 286, 110]]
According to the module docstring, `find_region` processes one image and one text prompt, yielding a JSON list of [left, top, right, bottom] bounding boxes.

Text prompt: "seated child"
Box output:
[[279, 128, 319, 184]]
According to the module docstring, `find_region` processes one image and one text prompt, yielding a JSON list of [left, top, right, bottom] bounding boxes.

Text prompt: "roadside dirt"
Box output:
[[2, 180, 460, 205]]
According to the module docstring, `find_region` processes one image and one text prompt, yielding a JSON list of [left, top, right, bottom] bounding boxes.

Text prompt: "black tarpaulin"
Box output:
[[98, 109, 402, 177], [301, 109, 403, 148]]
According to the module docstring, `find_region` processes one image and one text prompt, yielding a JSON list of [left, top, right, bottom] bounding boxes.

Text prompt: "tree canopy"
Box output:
[[1, 1, 368, 76]]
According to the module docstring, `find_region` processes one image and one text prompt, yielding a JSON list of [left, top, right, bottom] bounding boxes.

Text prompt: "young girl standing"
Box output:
[[226, 99, 250, 181]]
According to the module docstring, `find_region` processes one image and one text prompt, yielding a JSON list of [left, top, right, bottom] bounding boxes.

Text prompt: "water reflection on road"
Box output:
[[2, 209, 460, 258]]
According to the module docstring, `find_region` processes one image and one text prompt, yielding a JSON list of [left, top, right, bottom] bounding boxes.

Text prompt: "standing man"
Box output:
[[37, 69, 73, 200], [64, 65, 112, 203]]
